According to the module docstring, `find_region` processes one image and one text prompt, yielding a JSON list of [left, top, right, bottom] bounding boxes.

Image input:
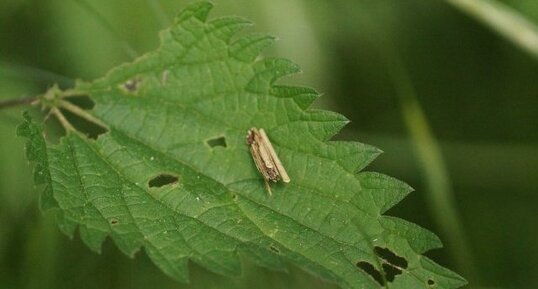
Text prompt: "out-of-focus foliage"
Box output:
[[1, 0, 537, 289]]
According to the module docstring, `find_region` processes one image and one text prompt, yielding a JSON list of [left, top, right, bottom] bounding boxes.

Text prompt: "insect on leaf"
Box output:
[[19, 2, 466, 289], [246, 127, 290, 195]]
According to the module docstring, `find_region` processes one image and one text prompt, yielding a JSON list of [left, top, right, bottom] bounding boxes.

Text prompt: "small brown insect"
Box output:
[[246, 128, 290, 195]]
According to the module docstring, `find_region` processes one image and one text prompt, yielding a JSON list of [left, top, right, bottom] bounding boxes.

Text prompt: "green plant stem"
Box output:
[[446, 0, 538, 60], [0, 96, 37, 110]]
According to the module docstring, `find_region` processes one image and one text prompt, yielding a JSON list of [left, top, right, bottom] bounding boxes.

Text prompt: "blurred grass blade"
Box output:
[[354, 8, 477, 280], [384, 50, 478, 283], [0, 61, 74, 87], [446, 0, 538, 60], [73, 0, 139, 59], [146, 0, 170, 28]]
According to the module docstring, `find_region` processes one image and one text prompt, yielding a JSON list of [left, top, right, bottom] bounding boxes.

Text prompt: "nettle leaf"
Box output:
[[18, 2, 465, 289]]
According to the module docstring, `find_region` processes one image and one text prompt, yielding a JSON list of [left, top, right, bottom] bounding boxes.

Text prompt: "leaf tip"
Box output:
[[175, 1, 214, 23], [230, 33, 277, 62], [209, 16, 253, 43]]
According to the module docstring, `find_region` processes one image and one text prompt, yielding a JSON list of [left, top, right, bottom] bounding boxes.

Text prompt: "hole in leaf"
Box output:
[[356, 261, 384, 286], [61, 108, 108, 139], [269, 245, 280, 254], [231, 193, 238, 200], [148, 174, 179, 188], [206, 136, 227, 148], [382, 263, 402, 282], [64, 95, 95, 110], [110, 218, 119, 225], [42, 114, 68, 144], [374, 246, 408, 269], [428, 279, 436, 286]]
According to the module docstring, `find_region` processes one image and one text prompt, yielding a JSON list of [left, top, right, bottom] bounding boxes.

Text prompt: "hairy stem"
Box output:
[[0, 96, 37, 110]]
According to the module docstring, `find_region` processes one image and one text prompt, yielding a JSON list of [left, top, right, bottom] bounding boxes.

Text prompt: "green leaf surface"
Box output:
[[18, 2, 466, 289]]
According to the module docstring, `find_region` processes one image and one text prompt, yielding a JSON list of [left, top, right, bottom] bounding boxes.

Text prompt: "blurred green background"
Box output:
[[1, 0, 537, 289]]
